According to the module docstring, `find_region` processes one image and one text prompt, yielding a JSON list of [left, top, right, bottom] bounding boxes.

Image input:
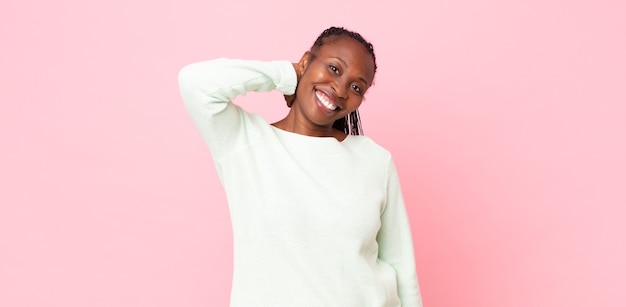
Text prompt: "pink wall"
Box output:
[[1, 0, 625, 306]]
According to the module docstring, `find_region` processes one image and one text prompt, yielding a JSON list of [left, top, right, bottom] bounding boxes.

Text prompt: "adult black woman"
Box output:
[[178, 26, 423, 306]]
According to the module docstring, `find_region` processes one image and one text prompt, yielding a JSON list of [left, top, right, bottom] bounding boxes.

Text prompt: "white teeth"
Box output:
[[315, 91, 337, 111]]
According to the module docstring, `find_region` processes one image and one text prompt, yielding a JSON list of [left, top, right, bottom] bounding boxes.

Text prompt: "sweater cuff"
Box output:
[[273, 60, 298, 95]]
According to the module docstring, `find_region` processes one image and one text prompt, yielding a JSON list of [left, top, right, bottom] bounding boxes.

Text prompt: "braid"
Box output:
[[311, 26, 376, 136], [332, 110, 364, 136]]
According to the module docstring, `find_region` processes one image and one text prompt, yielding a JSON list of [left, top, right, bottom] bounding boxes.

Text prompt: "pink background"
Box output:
[[1, 0, 625, 306]]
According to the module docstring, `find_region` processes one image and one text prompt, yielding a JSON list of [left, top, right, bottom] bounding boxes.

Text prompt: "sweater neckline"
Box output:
[[267, 124, 360, 156], [269, 125, 354, 143]]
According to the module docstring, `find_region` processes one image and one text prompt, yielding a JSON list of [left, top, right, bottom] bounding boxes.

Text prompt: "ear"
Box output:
[[298, 51, 311, 74]]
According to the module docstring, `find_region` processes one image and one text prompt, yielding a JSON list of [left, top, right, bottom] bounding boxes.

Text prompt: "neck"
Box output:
[[272, 109, 346, 141]]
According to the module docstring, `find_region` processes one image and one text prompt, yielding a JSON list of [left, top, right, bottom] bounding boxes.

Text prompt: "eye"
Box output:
[[329, 65, 340, 74], [351, 84, 362, 95]]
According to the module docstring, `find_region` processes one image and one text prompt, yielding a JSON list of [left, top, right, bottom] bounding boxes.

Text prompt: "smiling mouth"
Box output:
[[315, 90, 338, 111]]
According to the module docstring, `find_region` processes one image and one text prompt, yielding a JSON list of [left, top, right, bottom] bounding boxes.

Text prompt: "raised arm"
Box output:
[[377, 160, 423, 306], [178, 58, 297, 159]]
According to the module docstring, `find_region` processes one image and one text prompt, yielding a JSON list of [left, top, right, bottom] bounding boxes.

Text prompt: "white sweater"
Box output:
[[178, 59, 422, 307]]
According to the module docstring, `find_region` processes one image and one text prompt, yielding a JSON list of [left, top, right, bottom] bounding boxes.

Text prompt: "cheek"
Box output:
[[298, 71, 326, 95], [304, 65, 331, 82]]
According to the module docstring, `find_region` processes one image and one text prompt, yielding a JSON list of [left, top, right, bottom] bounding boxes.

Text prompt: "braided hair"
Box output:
[[309, 26, 377, 136]]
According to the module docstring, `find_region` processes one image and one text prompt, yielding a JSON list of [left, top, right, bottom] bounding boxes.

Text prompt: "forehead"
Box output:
[[315, 37, 375, 82]]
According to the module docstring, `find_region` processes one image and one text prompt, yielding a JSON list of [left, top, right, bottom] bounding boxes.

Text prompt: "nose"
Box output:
[[331, 77, 348, 99]]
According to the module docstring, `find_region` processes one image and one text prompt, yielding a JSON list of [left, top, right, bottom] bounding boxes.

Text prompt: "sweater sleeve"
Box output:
[[377, 159, 423, 307], [178, 58, 297, 160]]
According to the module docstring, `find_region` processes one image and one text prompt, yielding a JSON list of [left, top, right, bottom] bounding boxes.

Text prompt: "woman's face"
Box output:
[[293, 36, 375, 129]]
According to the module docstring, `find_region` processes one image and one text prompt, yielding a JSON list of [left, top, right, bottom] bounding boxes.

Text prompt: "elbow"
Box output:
[[178, 64, 195, 91], [178, 64, 202, 108]]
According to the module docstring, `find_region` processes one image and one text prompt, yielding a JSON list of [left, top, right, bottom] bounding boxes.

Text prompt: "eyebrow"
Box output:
[[333, 57, 370, 86]]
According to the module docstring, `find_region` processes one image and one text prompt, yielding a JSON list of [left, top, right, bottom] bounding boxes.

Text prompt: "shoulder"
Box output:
[[346, 135, 393, 164]]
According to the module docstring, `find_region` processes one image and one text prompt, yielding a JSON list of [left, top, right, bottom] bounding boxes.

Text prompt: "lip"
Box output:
[[314, 89, 341, 115]]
